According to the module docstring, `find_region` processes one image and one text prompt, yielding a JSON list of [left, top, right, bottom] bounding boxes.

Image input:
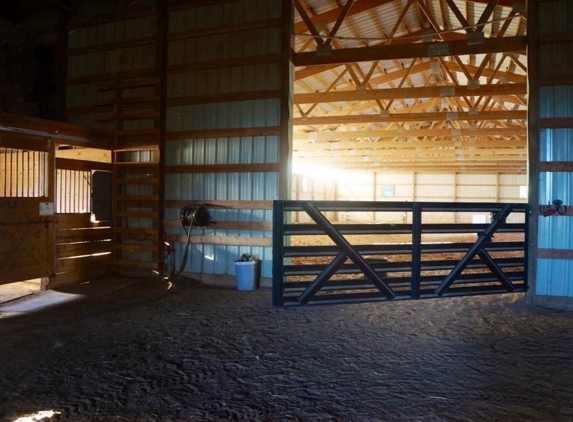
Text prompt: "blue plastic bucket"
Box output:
[[234, 261, 258, 291]]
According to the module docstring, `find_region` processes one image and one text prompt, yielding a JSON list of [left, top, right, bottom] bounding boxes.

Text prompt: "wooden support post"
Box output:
[[47, 139, 56, 284], [156, 0, 169, 272], [55, 0, 70, 121], [279, 0, 294, 200], [527, 0, 540, 305]]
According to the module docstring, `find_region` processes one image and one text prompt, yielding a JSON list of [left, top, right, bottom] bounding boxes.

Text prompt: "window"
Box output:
[[0, 148, 48, 197]]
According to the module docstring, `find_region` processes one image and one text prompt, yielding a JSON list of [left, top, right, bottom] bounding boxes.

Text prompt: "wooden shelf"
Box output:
[[95, 111, 160, 122], [114, 178, 160, 185], [97, 77, 160, 91], [93, 96, 159, 106]]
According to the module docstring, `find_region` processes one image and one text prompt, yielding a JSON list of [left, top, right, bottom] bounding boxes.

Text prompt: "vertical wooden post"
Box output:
[[279, 0, 294, 200], [526, 0, 539, 305], [156, 0, 169, 272], [55, 1, 70, 121], [47, 139, 56, 285]]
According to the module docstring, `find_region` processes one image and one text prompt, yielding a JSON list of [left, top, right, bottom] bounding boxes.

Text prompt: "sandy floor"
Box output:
[[1, 277, 573, 422]]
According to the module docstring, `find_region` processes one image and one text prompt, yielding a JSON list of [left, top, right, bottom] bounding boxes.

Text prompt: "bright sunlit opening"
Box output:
[[292, 162, 373, 185], [292, 162, 340, 181], [12, 410, 61, 422]]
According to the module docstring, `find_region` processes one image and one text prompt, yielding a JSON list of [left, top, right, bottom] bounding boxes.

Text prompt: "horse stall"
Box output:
[[0, 114, 113, 296]]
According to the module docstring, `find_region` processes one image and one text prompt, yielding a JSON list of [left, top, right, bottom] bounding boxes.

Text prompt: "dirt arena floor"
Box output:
[[1, 276, 573, 422]]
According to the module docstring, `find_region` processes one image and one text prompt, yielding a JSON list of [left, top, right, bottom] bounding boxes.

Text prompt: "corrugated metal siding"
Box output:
[[66, 14, 158, 130], [539, 43, 573, 78], [533, 0, 573, 301], [540, 85, 573, 118], [166, 100, 280, 131], [167, 63, 281, 98], [540, 129, 573, 161], [538, 0, 573, 34], [68, 16, 157, 48], [168, 28, 281, 65], [536, 259, 573, 297], [166, 0, 285, 279], [539, 172, 573, 206]]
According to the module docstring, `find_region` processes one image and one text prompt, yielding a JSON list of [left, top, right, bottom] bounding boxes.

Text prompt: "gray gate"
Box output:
[[272, 201, 529, 307]]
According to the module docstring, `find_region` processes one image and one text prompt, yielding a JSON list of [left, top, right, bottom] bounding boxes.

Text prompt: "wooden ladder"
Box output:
[[95, 1, 168, 274], [96, 76, 162, 271]]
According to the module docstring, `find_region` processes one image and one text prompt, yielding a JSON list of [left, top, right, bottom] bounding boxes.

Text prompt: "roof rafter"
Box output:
[[294, 36, 527, 66]]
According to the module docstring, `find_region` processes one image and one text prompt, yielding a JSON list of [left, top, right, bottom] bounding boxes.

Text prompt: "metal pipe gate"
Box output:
[[272, 201, 529, 307]]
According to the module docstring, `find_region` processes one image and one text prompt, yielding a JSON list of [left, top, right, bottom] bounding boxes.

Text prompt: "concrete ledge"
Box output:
[[534, 295, 573, 312]]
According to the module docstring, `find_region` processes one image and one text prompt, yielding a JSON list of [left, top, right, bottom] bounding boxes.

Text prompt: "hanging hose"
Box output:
[[178, 205, 213, 274]]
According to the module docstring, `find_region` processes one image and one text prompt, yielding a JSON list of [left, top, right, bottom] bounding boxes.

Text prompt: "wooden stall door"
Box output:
[[0, 199, 52, 284], [0, 141, 53, 284], [50, 157, 113, 288]]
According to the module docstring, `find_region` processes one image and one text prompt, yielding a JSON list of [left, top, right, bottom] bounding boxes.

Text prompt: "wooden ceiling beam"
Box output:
[[468, 0, 525, 7], [293, 157, 527, 169], [293, 0, 390, 34], [292, 0, 525, 35], [308, 164, 527, 173], [294, 83, 526, 104], [443, 60, 526, 83], [294, 139, 525, 150], [295, 57, 525, 85], [294, 33, 468, 79], [294, 149, 526, 158], [293, 109, 526, 125], [293, 36, 527, 67], [295, 155, 526, 163], [294, 128, 525, 140]]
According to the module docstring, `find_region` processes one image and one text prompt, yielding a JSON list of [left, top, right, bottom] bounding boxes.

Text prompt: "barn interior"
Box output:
[[1, 0, 573, 420]]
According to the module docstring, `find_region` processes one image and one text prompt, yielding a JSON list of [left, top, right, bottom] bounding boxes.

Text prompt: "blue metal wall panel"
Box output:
[[539, 42, 573, 77], [537, 215, 573, 250], [165, 136, 279, 166], [540, 129, 573, 161], [538, 0, 573, 33], [166, 99, 280, 131], [538, 172, 573, 205], [539, 85, 573, 118], [536, 259, 573, 297], [167, 27, 281, 65], [165, 1, 285, 280]]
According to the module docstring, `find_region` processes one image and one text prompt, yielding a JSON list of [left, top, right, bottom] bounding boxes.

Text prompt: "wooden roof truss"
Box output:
[[293, 0, 528, 174]]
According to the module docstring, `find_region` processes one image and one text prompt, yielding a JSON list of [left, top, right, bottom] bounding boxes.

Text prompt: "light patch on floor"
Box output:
[[0, 277, 141, 319], [0, 290, 85, 317], [0, 279, 41, 305], [12, 409, 61, 422]]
